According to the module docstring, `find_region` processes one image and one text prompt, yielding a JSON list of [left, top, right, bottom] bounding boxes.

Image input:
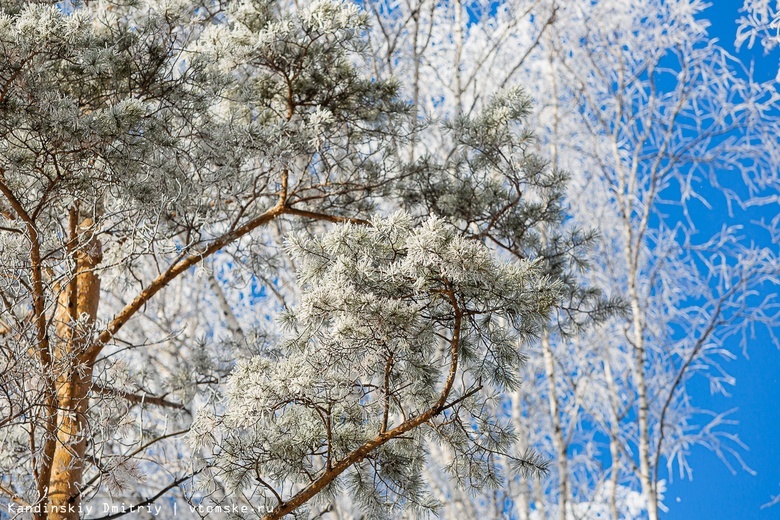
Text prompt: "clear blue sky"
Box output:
[[663, 2, 780, 518]]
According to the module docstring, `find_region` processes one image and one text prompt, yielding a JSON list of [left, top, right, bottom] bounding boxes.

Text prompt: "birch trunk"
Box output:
[[603, 355, 621, 520], [511, 388, 531, 520], [628, 281, 657, 520], [541, 332, 569, 520], [542, 49, 569, 520], [453, 0, 464, 114], [623, 209, 657, 519]]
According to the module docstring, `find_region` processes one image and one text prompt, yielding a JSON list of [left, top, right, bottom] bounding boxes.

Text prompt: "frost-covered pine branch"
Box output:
[[193, 212, 559, 519]]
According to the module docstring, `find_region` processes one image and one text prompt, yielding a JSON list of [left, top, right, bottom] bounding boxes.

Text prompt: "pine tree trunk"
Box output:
[[47, 221, 102, 520], [47, 366, 93, 520]]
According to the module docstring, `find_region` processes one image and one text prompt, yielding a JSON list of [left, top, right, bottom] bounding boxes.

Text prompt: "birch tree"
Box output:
[[3, 1, 777, 519]]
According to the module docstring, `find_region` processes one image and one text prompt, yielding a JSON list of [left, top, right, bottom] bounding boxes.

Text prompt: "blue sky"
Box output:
[[663, 2, 780, 518]]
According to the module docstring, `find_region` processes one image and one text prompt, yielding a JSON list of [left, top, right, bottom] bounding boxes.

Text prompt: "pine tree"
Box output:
[[0, 1, 589, 518]]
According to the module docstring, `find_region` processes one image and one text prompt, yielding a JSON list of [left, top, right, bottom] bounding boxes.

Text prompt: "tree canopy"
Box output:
[[0, 1, 592, 518]]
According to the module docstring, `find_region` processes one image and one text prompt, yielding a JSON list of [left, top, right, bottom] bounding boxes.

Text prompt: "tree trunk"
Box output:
[[623, 219, 657, 520], [629, 287, 657, 520], [47, 366, 94, 520], [453, 0, 464, 114], [47, 222, 102, 520], [541, 333, 569, 520], [510, 389, 531, 520], [603, 355, 621, 520]]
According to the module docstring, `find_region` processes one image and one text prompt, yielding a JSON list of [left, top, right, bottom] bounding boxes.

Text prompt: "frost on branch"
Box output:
[[193, 213, 559, 518], [737, 0, 780, 52]]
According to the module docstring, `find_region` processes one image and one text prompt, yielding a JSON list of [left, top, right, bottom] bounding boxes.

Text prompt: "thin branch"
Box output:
[[0, 483, 29, 507], [284, 206, 371, 226], [93, 468, 205, 520], [89, 203, 286, 361], [91, 384, 188, 411]]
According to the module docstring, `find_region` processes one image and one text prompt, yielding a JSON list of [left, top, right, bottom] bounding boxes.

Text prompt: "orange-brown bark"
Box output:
[[47, 222, 102, 520], [0, 175, 57, 519], [0, 190, 346, 518]]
